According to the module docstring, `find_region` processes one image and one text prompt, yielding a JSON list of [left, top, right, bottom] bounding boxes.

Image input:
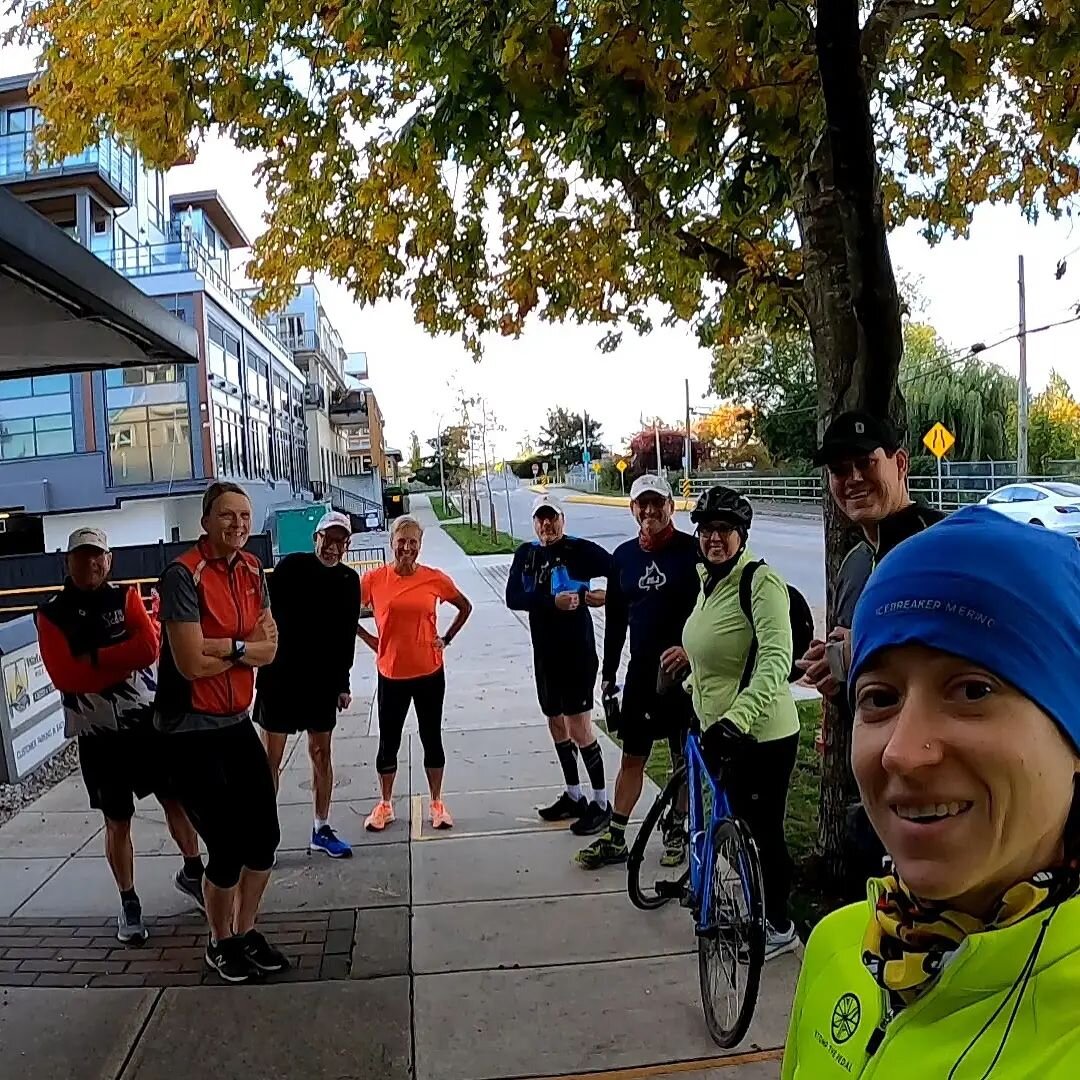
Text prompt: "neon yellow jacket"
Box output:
[[782, 891, 1080, 1078]]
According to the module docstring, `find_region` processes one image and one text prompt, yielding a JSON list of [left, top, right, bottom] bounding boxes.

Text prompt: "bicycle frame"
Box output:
[[683, 728, 751, 935]]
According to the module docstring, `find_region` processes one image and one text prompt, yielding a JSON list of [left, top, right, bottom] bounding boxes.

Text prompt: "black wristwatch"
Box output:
[[229, 640, 247, 663]]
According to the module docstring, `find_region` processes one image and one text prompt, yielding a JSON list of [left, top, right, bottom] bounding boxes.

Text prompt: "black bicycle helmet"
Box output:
[[690, 485, 753, 530]]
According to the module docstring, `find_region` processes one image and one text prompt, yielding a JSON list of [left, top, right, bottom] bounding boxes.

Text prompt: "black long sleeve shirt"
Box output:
[[602, 531, 700, 686], [506, 536, 611, 661], [261, 552, 360, 695]]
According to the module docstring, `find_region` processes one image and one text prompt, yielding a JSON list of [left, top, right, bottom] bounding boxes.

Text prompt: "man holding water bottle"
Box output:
[[506, 494, 613, 836]]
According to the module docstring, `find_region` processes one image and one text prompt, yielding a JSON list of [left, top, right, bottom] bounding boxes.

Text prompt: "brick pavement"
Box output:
[[0, 909, 356, 988]]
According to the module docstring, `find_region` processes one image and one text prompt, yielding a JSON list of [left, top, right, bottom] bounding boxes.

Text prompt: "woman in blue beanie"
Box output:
[[783, 506, 1080, 1077]]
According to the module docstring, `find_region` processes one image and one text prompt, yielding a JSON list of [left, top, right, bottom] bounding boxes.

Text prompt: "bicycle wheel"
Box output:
[[698, 816, 766, 1048], [627, 764, 690, 911]]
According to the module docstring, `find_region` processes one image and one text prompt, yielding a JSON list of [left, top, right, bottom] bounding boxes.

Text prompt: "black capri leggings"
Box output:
[[376, 668, 446, 774], [168, 720, 280, 890]]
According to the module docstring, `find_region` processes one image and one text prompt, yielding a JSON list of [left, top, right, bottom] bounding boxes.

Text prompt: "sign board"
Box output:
[[532, 463, 540, 476], [616, 459, 628, 473], [542, 462, 549, 474], [582, 451, 591, 466], [923, 423, 955, 459], [0, 629, 66, 783], [591, 461, 602, 473]]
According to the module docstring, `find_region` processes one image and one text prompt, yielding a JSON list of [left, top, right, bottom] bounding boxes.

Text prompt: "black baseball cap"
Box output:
[[813, 410, 901, 467]]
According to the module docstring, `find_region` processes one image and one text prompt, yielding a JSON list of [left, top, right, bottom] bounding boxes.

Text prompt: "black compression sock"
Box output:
[[120, 888, 139, 907], [610, 812, 630, 842], [554, 739, 581, 788], [579, 740, 606, 794], [183, 856, 205, 880]]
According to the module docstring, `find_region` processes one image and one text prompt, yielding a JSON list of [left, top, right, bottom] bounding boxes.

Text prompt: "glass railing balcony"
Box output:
[[100, 237, 289, 356], [0, 131, 135, 202]]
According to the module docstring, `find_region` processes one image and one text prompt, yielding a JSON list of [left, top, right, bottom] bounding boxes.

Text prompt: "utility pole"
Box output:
[[653, 420, 663, 476], [554, 452, 561, 485], [684, 379, 691, 479], [436, 419, 447, 511], [1017, 254, 1029, 478]]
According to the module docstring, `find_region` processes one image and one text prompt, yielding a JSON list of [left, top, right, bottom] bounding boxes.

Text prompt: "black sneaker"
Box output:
[[173, 870, 206, 912], [570, 801, 612, 836], [538, 792, 588, 822], [205, 936, 255, 983], [241, 929, 290, 974]]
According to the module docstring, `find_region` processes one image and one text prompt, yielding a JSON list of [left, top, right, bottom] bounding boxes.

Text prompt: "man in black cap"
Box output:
[[797, 410, 945, 881]]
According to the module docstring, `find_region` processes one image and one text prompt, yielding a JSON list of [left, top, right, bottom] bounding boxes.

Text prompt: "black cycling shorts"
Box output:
[[533, 649, 598, 719], [618, 667, 695, 759], [78, 728, 174, 822]]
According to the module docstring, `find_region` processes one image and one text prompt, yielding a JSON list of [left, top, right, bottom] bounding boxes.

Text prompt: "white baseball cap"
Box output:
[[315, 511, 352, 535], [630, 474, 673, 500], [67, 527, 109, 553], [531, 494, 564, 517]]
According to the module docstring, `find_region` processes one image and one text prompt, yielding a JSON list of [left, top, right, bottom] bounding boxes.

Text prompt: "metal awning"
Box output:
[[0, 188, 198, 376]]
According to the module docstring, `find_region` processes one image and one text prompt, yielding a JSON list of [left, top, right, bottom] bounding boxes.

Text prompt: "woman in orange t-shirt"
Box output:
[[359, 515, 472, 831]]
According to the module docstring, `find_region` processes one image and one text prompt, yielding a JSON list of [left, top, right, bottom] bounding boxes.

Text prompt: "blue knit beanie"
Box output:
[[850, 505, 1080, 752]]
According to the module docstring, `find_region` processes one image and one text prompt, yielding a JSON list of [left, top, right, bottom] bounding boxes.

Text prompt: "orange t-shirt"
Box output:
[[361, 564, 460, 679]]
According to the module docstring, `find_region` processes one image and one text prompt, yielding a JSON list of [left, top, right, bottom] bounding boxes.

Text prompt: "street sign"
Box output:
[[532, 463, 540, 477], [681, 478, 691, 497], [541, 462, 549, 474], [923, 423, 956, 459], [582, 451, 591, 466], [615, 460, 628, 473], [591, 461, 602, 473]]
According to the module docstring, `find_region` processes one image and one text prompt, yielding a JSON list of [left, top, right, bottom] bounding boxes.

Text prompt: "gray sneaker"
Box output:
[[764, 921, 799, 960], [117, 898, 149, 946]]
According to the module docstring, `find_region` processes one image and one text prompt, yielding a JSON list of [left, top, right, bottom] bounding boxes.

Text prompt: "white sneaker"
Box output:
[[764, 921, 798, 960]]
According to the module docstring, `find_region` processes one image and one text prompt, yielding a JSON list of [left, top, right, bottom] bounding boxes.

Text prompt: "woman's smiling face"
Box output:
[[853, 643, 1080, 914]]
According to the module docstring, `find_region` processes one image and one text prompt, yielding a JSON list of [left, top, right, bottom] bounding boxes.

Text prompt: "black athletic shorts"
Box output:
[[78, 728, 173, 822], [533, 648, 598, 719], [253, 683, 339, 735], [619, 664, 695, 759]]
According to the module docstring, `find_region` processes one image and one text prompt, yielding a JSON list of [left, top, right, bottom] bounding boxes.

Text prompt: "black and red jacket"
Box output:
[[36, 581, 159, 737], [155, 540, 265, 726]]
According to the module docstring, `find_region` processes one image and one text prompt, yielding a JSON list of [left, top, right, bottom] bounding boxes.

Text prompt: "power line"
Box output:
[[763, 309, 1080, 419]]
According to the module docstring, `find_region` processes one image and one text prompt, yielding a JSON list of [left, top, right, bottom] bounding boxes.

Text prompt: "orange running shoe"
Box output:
[[430, 800, 454, 830], [364, 801, 395, 832]]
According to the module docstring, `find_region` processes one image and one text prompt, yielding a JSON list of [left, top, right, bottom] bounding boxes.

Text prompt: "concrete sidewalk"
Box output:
[[0, 496, 796, 1080]]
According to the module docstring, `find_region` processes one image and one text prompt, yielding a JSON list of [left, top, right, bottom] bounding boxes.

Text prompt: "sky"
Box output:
[[5, 38, 1080, 460]]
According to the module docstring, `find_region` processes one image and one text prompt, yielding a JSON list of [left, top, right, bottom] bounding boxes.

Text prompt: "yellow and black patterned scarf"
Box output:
[[861, 861, 1079, 1010]]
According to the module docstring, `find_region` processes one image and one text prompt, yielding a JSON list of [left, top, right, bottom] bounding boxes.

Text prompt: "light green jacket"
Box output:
[[783, 890, 1080, 1077], [681, 547, 799, 742]]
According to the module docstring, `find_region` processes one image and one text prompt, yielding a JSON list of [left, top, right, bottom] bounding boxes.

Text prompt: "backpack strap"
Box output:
[[738, 560, 765, 692]]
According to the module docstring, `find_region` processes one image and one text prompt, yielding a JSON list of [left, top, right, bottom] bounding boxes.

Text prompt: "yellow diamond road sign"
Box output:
[[616, 459, 628, 473], [923, 422, 955, 459]]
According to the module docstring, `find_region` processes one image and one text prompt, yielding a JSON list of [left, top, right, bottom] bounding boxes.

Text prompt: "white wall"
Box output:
[[42, 495, 203, 551]]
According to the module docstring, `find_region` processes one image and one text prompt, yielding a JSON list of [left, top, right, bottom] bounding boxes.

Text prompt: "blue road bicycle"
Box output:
[[627, 725, 766, 1048]]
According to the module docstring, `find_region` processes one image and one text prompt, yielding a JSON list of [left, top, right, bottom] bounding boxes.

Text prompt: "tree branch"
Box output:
[[612, 152, 801, 294], [861, 0, 952, 78]]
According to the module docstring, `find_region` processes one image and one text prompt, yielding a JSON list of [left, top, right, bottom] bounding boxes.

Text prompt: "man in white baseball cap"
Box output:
[[255, 509, 360, 858], [36, 526, 205, 943], [506, 491, 614, 836], [577, 472, 700, 871]]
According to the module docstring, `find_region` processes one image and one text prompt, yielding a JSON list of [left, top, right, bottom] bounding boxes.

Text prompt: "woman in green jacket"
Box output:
[[672, 485, 800, 959], [783, 506, 1080, 1077]]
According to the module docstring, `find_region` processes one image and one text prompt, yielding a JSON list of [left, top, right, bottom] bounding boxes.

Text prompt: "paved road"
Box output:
[[475, 483, 827, 618]]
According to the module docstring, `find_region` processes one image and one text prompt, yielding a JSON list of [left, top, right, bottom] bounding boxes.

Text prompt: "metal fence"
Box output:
[[681, 471, 1080, 510]]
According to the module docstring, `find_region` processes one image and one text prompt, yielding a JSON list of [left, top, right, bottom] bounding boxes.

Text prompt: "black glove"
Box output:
[[601, 682, 621, 734], [700, 718, 750, 774]]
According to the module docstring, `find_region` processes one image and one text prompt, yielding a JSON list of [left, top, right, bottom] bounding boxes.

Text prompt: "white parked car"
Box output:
[[980, 482, 1080, 536]]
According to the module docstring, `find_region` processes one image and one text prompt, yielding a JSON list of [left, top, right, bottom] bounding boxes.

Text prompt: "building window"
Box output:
[[207, 320, 241, 385], [212, 389, 246, 478], [106, 363, 184, 388], [108, 404, 192, 485], [277, 315, 304, 350], [0, 375, 74, 459]]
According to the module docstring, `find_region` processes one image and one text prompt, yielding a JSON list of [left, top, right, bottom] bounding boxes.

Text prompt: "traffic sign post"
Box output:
[[923, 423, 956, 510], [616, 458, 627, 494]]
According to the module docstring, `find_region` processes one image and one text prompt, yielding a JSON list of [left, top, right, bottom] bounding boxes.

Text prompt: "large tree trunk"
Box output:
[[795, 0, 906, 885]]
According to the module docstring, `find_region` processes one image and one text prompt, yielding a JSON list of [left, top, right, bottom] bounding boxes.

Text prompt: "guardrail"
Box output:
[[681, 472, 1080, 510]]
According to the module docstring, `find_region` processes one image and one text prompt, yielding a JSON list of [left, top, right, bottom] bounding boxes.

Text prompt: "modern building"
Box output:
[[259, 283, 392, 518], [0, 73, 319, 551]]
